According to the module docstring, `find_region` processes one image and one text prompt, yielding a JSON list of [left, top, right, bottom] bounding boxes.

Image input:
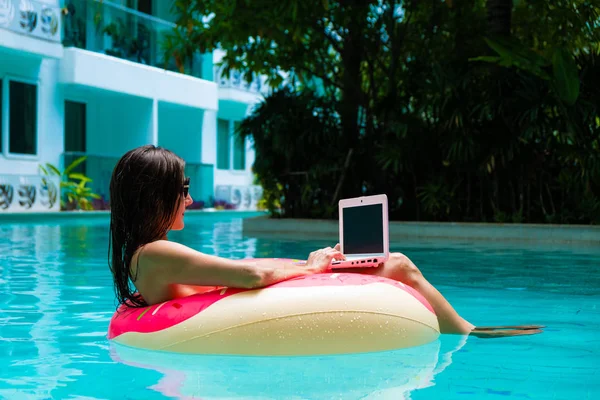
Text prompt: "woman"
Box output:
[[108, 145, 543, 338]]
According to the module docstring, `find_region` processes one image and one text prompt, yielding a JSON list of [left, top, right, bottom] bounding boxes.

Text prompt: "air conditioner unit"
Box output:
[[214, 184, 264, 210], [250, 185, 264, 209], [230, 186, 249, 209], [214, 185, 232, 204], [0, 175, 60, 212]]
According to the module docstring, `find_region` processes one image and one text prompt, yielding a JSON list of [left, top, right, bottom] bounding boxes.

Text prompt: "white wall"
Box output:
[[206, 107, 258, 200], [60, 90, 155, 199], [157, 101, 203, 163], [0, 0, 63, 59], [214, 170, 255, 187], [213, 115, 256, 187], [85, 93, 154, 156], [214, 144, 256, 187], [0, 50, 63, 175], [60, 49, 218, 111], [212, 105, 257, 188]]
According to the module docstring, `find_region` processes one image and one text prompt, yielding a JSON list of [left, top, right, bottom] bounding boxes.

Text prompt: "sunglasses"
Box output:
[[182, 177, 190, 197]]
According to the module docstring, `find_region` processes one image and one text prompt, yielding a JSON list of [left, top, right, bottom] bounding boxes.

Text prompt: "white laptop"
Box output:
[[330, 194, 389, 269]]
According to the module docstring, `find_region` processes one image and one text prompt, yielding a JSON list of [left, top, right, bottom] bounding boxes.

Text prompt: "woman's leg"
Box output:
[[334, 253, 543, 337]]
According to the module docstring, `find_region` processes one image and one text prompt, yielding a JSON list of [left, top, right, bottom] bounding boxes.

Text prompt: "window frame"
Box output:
[[63, 98, 88, 153], [231, 121, 246, 171], [216, 118, 231, 170], [216, 118, 247, 173], [1, 75, 40, 160]]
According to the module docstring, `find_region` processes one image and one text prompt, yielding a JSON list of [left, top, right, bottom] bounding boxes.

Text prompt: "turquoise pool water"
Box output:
[[0, 213, 598, 399]]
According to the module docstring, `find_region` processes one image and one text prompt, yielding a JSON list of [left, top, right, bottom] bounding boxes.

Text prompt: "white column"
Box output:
[[151, 98, 158, 146]]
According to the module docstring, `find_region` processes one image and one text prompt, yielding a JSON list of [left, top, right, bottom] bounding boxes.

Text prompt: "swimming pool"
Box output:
[[0, 213, 598, 399]]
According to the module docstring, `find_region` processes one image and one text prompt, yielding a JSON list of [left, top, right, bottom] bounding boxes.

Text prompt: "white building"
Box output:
[[0, 0, 264, 213]]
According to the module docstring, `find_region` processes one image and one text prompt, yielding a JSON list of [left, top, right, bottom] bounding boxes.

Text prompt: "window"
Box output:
[[64, 100, 87, 175], [8, 80, 37, 156], [136, 0, 152, 15], [127, 0, 152, 14], [217, 118, 230, 170], [217, 119, 247, 171], [64, 101, 86, 153], [232, 121, 245, 171]]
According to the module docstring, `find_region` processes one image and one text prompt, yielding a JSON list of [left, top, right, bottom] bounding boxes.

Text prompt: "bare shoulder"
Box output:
[[140, 240, 192, 256], [134, 240, 252, 288], [136, 240, 199, 267], [130, 241, 198, 304]]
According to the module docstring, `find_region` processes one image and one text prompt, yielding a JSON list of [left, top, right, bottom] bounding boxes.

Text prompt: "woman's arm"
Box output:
[[137, 240, 343, 289]]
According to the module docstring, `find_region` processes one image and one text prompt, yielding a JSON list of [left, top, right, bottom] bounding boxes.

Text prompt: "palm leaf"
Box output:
[[64, 156, 88, 176]]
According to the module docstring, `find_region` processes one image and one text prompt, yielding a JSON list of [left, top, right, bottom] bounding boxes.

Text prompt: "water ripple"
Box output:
[[0, 215, 598, 399]]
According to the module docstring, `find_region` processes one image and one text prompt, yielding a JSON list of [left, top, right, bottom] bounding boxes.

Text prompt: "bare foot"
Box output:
[[470, 324, 545, 338], [473, 325, 545, 331], [470, 327, 544, 338]]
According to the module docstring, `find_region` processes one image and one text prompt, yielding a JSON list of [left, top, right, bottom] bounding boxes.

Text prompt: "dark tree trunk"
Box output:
[[332, 3, 366, 205]]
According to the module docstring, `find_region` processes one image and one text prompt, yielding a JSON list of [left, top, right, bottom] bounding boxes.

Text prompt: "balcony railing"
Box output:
[[0, 174, 61, 212], [61, 0, 202, 78], [0, 0, 62, 43], [62, 152, 215, 205], [214, 66, 270, 95], [60, 153, 264, 210]]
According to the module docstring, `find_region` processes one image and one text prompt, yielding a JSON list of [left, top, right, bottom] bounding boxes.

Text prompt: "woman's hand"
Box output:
[[305, 246, 345, 273]]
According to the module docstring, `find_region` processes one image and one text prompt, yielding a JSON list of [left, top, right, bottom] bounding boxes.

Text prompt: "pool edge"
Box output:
[[242, 216, 600, 245], [0, 210, 268, 223]]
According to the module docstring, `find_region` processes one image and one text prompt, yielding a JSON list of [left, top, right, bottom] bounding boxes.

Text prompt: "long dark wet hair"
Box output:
[[108, 145, 185, 308]]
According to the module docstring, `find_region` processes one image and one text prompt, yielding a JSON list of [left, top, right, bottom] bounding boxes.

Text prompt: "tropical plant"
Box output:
[[237, 88, 345, 218], [166, 0, 600, 223], [39, 156, 101, 211], [61, 3, 87, 48], [102, 19, 151, 64]]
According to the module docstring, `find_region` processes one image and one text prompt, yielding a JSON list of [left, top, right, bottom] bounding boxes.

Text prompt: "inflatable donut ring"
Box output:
[[108, 259, 440, 356]]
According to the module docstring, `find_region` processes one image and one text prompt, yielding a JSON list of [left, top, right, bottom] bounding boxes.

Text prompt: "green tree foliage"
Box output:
[[237, 88, 344, 218], [167, 0, 600, 223]]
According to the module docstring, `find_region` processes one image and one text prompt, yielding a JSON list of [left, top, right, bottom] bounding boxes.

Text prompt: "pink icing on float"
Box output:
[[108, 259, 440, 356]]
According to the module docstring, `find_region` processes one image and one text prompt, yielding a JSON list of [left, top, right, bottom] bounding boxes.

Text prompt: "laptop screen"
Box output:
[[342, 204, 384, 254]]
